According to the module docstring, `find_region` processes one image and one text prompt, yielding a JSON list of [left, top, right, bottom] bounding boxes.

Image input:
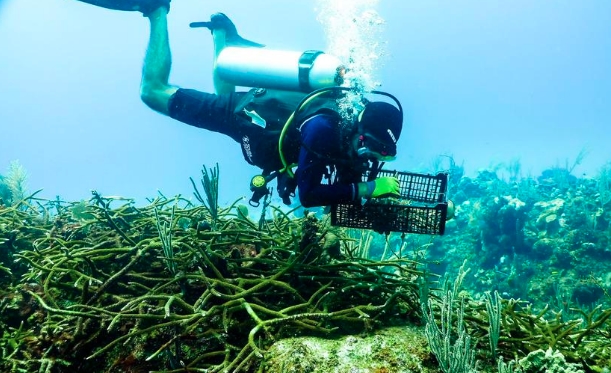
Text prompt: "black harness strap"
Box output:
[[298, 50, 324, 92]]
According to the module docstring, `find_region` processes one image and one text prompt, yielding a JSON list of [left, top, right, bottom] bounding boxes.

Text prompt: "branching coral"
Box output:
[[1, 191, 425, 372]]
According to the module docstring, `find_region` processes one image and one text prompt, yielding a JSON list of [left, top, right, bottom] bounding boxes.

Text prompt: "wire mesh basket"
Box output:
[[330, 171, 450, 235]]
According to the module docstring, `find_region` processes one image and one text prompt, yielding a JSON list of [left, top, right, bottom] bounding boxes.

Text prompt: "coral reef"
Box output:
[[0, 188, 425, 372], [436, 164, 611, 312], [1, 162, 611, 372], [0, 160, 29, 207], [514, 348, 584, 373]]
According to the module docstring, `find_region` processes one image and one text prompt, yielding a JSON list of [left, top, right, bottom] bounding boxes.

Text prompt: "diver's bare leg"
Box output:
[[140, 6, 178, 115]]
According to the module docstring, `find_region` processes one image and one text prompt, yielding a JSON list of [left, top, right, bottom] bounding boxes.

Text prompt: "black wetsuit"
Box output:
[[168, 88, 365, 207]]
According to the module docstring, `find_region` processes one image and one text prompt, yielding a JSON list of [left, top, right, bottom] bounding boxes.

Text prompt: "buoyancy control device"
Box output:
[[241, 86, 403, 207]]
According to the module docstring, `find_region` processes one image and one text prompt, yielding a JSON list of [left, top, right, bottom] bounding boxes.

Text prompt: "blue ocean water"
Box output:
[[0, 0, 610, 206]]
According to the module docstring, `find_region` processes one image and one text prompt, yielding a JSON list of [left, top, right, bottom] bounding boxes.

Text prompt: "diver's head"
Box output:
[[356, 101, 403, 161]]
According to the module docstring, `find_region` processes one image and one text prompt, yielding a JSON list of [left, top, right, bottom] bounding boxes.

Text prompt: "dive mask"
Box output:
[[356, 134, 397, 162]]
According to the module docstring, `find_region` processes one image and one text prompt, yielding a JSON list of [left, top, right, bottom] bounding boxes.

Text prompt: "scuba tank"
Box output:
[[190, 13, 344, 92], [216, 48, 345, 92]]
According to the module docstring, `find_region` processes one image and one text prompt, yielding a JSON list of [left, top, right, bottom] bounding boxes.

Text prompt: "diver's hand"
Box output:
[[357, 177, 400, 199], [372, 177, 400, 198]]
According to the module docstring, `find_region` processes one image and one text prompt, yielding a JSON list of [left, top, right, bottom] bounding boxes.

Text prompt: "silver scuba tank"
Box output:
[[215, 47, 345, 92]]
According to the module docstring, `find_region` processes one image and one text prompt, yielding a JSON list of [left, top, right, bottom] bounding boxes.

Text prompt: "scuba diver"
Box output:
[[76, 0, 404, 208]]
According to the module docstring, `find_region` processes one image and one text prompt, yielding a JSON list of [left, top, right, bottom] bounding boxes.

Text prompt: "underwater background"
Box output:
[[0, 0, 610, 204], [1, 1, 611, 372]]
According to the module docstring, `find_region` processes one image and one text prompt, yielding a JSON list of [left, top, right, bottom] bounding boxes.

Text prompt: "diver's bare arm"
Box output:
[[140, 6, 178, 115]]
